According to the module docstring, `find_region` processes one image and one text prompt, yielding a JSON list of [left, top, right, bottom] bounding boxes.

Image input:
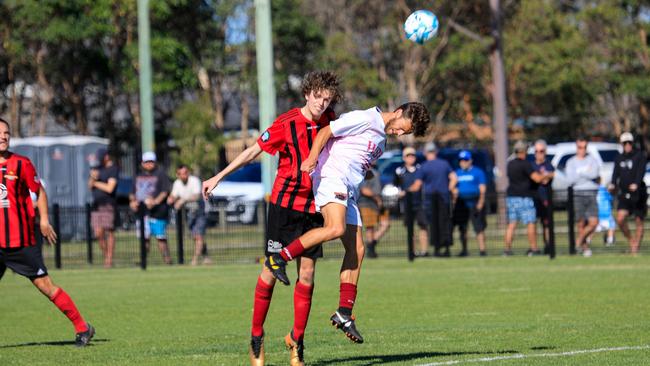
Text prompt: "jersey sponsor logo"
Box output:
[[267, 239, 283, 252], [261, 130, 270, 142], [0, 183, 9, 208], [334, 192, 348, 201]]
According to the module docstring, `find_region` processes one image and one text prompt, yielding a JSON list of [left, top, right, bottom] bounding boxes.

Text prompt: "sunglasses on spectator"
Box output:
[[623, 141, 633, 145], [535, 150, 545, 153]]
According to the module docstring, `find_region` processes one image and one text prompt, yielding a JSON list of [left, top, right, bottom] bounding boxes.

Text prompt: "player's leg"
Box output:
[[106, 229, 115, 268], [266, 203, 346, 285], [616, 209, 631, 243], [286, 256, 316, 366], [151, 219, 171, 264], [416, 209, 429, 256], [473, 208, 487, 255], [17, 246, 94, 346], [372, 209, 391, 243], [331, 223, 365, 343], [632, 216, 644, 254]]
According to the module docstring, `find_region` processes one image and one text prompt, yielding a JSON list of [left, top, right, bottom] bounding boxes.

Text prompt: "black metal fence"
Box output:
[[39, 188, 650, 269]]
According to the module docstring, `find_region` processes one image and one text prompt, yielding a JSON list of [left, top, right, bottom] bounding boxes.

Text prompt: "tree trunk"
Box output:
[[209, 71, 225, 130]]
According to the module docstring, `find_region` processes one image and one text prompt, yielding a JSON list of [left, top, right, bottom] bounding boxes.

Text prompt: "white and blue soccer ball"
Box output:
[[404, 10, 439, 44]]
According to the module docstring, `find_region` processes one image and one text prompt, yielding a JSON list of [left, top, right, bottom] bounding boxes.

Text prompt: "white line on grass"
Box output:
[[416, 345, 650, 366]]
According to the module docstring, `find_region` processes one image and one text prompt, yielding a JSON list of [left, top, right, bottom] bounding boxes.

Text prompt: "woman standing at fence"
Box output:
[[89, 147, 118, 268], [0, 117, 95, 347]]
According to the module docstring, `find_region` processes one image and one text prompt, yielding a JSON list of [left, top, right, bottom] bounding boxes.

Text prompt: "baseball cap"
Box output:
[[402, 147, 416, 157], [620, 132, 634, 143], [458, 150, 472, 160], [424, 142, 437, 152], [142, 151, 157, 162]]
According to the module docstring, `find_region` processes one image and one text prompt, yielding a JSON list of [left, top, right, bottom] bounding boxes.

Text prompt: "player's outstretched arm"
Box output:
[[202, 143, 263, 199], [36, 186, 57, 245], [301, 125, 332, 173]]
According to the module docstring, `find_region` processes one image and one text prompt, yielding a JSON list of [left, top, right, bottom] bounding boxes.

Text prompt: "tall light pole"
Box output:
[[255, 0, 277, 195], [138, 0, 154, 153], [490, 0, 509, 194]]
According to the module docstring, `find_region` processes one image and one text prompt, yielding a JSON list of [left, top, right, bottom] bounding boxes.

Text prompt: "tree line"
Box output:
[[1, 0, 648, 175]]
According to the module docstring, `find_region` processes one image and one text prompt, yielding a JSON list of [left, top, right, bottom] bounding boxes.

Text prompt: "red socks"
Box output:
[[280, 239, 305, 261], [251, 276, 275, 337], [292, 281, 314, 341], [50, 288, 87, 333], [339, 283, 357, 312]]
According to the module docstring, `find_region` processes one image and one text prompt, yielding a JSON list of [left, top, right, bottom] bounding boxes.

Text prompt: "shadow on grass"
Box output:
[[0, 338, 109, 348], [309, 349, 519, 366]]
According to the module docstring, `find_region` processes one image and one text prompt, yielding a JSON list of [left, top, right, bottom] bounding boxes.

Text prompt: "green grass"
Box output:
[[2, 255, 650, 365]]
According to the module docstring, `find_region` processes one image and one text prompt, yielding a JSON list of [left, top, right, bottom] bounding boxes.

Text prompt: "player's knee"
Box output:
[[326, 224, 346, 240], [298, 268, 315, 284]]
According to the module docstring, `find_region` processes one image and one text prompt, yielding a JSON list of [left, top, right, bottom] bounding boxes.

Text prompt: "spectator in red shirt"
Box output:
[[0, 117, 94, 347]]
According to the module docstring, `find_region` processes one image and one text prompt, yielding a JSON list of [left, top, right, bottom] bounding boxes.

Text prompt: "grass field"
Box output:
[[2, 256, 650, 365]]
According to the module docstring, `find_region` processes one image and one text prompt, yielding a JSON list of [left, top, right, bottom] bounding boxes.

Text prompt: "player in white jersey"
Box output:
[[265, 102, 430, 343]]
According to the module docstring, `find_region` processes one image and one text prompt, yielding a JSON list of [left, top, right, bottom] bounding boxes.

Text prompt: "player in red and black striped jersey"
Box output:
[[0, 118, 95, 347], [202, 71, 341, 366]]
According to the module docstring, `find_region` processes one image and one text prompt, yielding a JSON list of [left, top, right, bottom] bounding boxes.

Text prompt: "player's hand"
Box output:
[[608, 183, 616, 193], [40, 220, 57, 245], [476, 202, 484, 211], [174, 200, 184, 211], [301, 158, 317, 173], [629, 183, 638, 192], [202, 176, 221, 200]]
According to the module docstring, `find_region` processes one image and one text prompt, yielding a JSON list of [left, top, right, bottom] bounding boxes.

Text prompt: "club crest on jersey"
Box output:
[[5, 170, 17, 180], [267, 239, 283, 252], [261, 131, 270, 142], [334, 192, 348, 201]]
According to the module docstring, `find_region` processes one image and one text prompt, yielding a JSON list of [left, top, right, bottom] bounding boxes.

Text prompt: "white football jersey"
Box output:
[[314, 107, 386, 192]]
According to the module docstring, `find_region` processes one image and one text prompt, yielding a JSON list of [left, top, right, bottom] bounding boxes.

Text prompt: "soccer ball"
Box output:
[[404, 10, 439, 44]]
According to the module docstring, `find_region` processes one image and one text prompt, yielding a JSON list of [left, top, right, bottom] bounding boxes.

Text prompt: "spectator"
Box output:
[[504, 141, 549, 256], [589, 184, 616, 247], [530, 139, 555, 254], [129, 151, 172, 264], [168, 164, 211, 265], [88, 148, 118, 268], [566, 137, 601, 257], [394, 147, 429, 257], [358, 165, 390, 258], [409, 142, 457, 257], [451, 150, 487, 257], [609, 132, 647, 255]]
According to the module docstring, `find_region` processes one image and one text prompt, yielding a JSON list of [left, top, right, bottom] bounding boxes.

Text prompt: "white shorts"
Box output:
[[312, 175, 361, 226], [595, 217, 616, 232]]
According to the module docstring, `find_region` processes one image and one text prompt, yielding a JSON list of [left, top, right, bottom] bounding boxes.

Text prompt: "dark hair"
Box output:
[[0, 117, 10, 131], [301, 71, 342, 104], [576, 136, 588, 143], [396, 102, 430, 137], [176, 164, 189, 171]]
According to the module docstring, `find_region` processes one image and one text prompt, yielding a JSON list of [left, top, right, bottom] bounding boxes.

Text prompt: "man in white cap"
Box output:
[[609, 132, 647, 254], [130, 151, 172, 264]]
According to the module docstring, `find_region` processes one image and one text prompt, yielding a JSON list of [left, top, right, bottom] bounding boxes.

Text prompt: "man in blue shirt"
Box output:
[[452, 150, 487, 256], [409, 142, 457, 257], [530, 139, 555, 254]]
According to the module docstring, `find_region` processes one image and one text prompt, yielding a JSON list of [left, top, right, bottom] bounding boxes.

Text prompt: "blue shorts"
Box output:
[[507, 197, 536, 224], [137, 217, 168, 240]]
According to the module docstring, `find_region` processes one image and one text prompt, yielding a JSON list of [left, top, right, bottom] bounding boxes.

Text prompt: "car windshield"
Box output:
[[224, 163, 261, 182], [599, 149, 619, 163]]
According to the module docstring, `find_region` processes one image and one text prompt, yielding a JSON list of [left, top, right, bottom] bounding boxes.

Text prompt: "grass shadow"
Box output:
[[310, 349, 519, 366], [0, 338, 109, 348]]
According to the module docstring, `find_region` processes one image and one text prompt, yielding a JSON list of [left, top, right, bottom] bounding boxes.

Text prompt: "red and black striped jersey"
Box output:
[[0, 153, 40, 249], [257, 108, 335, 214]]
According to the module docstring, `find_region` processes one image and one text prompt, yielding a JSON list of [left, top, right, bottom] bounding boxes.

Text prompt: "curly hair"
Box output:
[[301, 71, 342, 104], [396, 102, 430, 137]]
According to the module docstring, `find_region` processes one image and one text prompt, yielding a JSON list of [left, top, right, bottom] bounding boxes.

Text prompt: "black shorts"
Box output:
[[0, 245, 49, 280], [617, 190, 648, 219], [265, 203, 324, 259], [403, 206, 428, 229], [452, 199, 487, 234], [534, 198, 552, 225]]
